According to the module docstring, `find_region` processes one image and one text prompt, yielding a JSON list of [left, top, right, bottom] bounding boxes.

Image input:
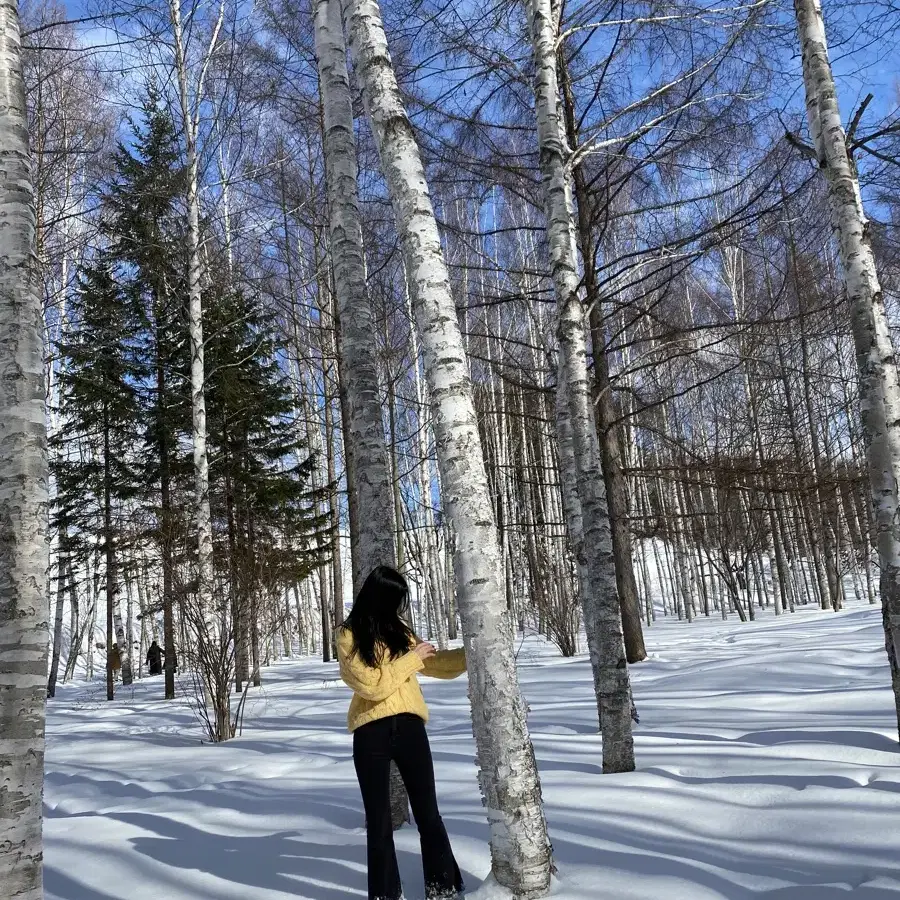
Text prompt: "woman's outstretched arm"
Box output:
[[419, 644, 466, 680]]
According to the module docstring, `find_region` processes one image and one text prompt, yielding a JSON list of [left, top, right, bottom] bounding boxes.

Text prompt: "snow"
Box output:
[[45, 602, 900, 900]]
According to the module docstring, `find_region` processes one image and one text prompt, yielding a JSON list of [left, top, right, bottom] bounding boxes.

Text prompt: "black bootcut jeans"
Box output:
[[353, 713, 464, 900]]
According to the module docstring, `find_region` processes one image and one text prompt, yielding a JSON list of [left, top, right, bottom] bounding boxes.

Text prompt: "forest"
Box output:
[[1, 0, 899, 898]]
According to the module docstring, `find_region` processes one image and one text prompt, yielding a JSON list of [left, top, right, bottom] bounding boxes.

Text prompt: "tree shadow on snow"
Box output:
[[45, 868, 121, 900], [553, 840, 900, 900], [45, 771, 365, 834], [110, 811, 478, 900], [759, 888, 900, 898], [735, 730, 900, 754]]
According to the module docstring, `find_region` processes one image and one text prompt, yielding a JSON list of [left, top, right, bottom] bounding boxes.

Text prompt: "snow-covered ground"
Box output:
[[45, 603, 900, 900]]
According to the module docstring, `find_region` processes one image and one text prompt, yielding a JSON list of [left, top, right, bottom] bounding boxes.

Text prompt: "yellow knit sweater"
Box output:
[[336, 627, 467, 732]]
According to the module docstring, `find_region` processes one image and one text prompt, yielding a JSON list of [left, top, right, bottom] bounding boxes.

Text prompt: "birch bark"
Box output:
[[114, 594, 133, 686], [341, 0, 553, 889], [794, 0, 900, 734], [0, 1, 49, 894], [555, 48, 646, 664], [315, 0, 395, 585], [169, 0, 221, 658], [314, 0, 427, 829], [527, 0, 635, 772], [554, 380, 596, 663], [403, 281, 447, 647]]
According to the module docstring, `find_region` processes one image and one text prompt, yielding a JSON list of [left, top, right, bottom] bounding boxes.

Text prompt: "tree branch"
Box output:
[[846, 93, 874, 145], [784, 129, 818, 162]]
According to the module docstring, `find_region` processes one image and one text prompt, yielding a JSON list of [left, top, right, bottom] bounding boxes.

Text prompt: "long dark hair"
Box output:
[[343, 565, 414, 668]]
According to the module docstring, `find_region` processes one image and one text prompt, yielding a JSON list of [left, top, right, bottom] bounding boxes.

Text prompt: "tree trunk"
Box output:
[[555, 379, 600, 713], [796, 262, 841, 611], [386, 364, 406, 571], [156, 317, 177, 700], [125, 570, 135, 674], [170, 0, 217, 664], [555, 46, 646, 664], [315, 0, 412, 828], [135, 565, 148, 679], [406, 286, 447, 648], [63, 560, 81, 683], [103, 405, 116, 701], [527, 0, 634, 773], [113, 545, 134, 687], [794, 0, 900, 737], [589, 332, 647, 660], [225, 449, 244, 693], [47, 532, 68, 698], [184, 109, 215, 635], [315, 2, 396, 586], [318, 533, 333, 663], [324, 367, 345, 636], [251, 591, 262, 687], [0, 0, 48, 890], [341, 0, 553, 889], [283, 587, 294, 657], [114, 581, 133, 687], [87, 584, 97, 679]]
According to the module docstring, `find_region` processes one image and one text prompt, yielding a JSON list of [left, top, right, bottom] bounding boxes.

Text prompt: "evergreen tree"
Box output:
[[52, 88, 327, 720], [53, 254, 142, 700], [107, 87, 191, 700], [205, 284, 328, 691]]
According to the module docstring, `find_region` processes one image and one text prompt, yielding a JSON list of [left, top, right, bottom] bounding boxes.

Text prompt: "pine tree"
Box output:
[[205, 283, 327, 695], [107, 89, 191, 701], [54, 254, 142, 700]]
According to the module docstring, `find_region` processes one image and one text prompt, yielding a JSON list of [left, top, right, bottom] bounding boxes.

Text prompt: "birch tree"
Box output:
[[341, 0, 553, 891], [793, 0, 900, 734], [314, 0, 413, 827], [168, 0, 224, 662], [0, 0, 49, 895], [526, 0, 635, 772], [314, 0, 394, 587]]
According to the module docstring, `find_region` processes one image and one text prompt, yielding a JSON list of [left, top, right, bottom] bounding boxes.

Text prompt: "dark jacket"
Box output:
[[147, 643, 163, 672]]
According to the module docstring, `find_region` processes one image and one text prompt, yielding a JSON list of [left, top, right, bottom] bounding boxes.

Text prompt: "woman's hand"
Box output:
[[414, 641, 436, 661]]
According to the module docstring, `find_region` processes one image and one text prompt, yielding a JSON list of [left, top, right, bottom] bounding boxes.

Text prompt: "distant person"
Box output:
[[147, 640, 163, 676], [337, 565, 467, 900], [110, 643, 122, 681]]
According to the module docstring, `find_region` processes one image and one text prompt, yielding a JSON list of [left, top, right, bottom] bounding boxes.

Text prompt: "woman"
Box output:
[[338, 565, 467, 900]]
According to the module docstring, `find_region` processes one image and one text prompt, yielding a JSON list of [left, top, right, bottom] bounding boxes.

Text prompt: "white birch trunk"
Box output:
[[526, 0, 634, 772], [794, 0, 900, 734], [405, 282, 447, 649], [114, 594, 133, 687], [169, 0, 219, 648], [314, 0, 394, 588], [554, 381, 599, 693], [0, 0, 49, 893], [341, 0, 553, 890], [315, 0, 430, 827]]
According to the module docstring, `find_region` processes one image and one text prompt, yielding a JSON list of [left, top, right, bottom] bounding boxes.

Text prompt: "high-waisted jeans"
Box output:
[[353, 713, 464, 900]]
